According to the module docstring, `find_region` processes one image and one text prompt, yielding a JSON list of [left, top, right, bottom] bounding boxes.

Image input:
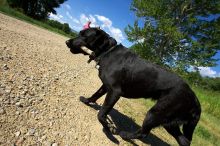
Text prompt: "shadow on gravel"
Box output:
[[85, 102, 170, 146]]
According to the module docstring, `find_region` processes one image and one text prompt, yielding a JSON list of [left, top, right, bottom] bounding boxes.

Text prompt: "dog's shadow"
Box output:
[[87, 102, 170, 146]]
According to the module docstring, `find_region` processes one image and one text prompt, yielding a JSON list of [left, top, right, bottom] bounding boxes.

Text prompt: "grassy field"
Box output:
[[191, 87, 220, 146], [0, 0, 74, 38], [138, 87, 220, 146]]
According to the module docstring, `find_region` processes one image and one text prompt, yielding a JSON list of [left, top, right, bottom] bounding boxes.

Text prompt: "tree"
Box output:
[[62, 23, 71, 34], [126, 0, 220, 72], [7, 0, 67, 20]]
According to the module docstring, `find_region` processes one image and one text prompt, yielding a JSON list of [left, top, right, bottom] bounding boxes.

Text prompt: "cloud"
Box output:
[[198, 67, 220, 77], [65, 4, 71, 10], [79, 14, 97, 27], [49, 13, 64, 23], [95, 15, 124, 42], [64, 13, 125, 42], [109, 27, 124, 43], [66, 11, 80, 24], [66, 11, 73, 20], [88, 14, 97, 26], [72, 18, 80, 24], [95, 15, 112, 28], [80, 14, 89, 25]]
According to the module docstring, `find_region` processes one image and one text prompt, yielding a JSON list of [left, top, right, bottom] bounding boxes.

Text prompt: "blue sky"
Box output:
[[49, 0, 220, 78]]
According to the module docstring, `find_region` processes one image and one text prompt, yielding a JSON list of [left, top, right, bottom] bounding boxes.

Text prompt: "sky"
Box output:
[[49, 0, 220, 78]]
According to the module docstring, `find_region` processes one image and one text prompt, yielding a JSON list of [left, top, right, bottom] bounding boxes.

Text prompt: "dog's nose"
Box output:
[[66, 40, 69, 46], [66, 40, 71, 48]]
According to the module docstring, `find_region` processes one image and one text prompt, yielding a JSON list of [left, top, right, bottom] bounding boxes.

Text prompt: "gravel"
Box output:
[[0, 13, 172, 146]]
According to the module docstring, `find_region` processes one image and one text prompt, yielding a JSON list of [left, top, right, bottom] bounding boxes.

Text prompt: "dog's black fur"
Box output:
[[66, 28, 201, 146]]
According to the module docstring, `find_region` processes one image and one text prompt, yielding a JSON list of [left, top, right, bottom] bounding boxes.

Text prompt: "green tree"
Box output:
[[62, 23, 71, 34], [126, 0, 220, 72], [7, 0, 67, 20]]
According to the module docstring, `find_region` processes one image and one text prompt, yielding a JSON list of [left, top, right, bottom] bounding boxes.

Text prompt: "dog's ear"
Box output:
[[93, 36, 117, 57]]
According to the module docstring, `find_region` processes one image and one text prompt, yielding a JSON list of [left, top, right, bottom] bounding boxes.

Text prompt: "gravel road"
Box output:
[[0, 13, 175, 146]]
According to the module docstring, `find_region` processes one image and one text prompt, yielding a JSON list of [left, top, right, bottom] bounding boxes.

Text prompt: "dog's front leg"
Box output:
[[80, 84, 106, 105], [97, 89, 120, 132]]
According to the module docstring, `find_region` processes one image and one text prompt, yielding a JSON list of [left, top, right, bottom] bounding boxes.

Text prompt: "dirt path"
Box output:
[[0, 13, 176, 146]]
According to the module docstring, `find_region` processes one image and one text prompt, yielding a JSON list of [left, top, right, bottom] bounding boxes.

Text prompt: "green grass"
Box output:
[[123, 87, 220, 146], [191, 87, 220, 146], [0, 3, 73, 38], [193, 87, 220, 119]]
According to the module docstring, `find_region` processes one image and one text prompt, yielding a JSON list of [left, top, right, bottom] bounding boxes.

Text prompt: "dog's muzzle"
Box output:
[[65, 40, 71, 48]]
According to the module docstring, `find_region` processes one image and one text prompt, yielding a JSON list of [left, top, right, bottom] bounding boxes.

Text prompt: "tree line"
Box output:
[[7, 0, 76, 37], [126, 0, 220, 90], [126, 0, 219, 71]]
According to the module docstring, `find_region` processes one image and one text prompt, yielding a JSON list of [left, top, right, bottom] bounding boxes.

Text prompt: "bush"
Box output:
[[185, 71, 220, 91]]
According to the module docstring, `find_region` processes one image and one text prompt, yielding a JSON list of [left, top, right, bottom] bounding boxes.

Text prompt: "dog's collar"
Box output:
[[87, 45, 118, 65], [95, 45, 117, 63]]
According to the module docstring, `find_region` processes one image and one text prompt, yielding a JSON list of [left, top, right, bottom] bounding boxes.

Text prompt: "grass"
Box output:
[[120, 87, 220, 146], [193, 87, 220, 119], [0, 2, 73, 38], [192, 87, 220, 146]]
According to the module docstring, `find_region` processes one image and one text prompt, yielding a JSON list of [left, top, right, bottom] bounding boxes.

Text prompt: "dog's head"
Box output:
[[66, 28, 117, 58]]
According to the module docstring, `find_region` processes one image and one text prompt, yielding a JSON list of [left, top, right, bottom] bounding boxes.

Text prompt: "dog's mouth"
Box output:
[[80, 46, 93, 55], [65, 40, 92, 55]]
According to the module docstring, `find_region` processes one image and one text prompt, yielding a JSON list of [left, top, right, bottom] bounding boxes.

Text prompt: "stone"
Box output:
[[0, 108, 6, 114], [52, 143, 58, 146], [15, 137, 25, 145], [15, 111, 20, 115], [28, 128, 35, 136], [15, 102, 22, 107], [15, 131, 21, 137], [3, 64, 9, 70]]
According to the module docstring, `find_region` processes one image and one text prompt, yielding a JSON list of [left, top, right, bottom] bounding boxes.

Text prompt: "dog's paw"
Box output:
[[119, 131, 130, 140], [79, 96, 90, 105], [178, 136, 190, 146], [108, 125, 118, 135]]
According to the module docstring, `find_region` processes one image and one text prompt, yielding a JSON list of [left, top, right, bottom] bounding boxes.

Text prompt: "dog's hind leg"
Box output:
[[119, 107, 163, 140], [163, 125, 190, 146], [182, 115, 200, 144], [98, 89, 120, 131], [80, 84, 106, 105]]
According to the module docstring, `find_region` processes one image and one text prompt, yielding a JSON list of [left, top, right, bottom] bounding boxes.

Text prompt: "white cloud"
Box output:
[[88, 14, 97, 27], [198, 67, 220, 78], [72, 18, 80, 24], [65, 4, 71, 10], [66, 11, 80, 24], [109, 27, 124, 43], [49, 13, 64, 23], [64, 13, 125, 42], [95, 15, 112, 28], [95, 15, 124, 42], [66, 11, 73, 20], [80, 14, 89, 25], [69, 24, 82, 31]]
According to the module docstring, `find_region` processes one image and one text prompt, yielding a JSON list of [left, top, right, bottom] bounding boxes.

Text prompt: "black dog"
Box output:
[[66, 28, 201, 146]]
